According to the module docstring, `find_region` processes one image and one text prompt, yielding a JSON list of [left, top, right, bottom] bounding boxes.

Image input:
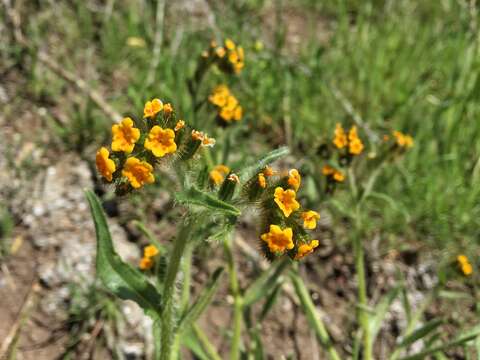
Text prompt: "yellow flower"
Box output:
[[209, 85, 230, 107], [333, 170, 345, 182], [393, 131, 414, 148], [209, 165, 230, 186], [264, 166, 275, 177], [295, 240, 319, 260], [301, 210, 320, 230], [111, 117, 140, 154], [144, 244, 159, 258], [457, 254, 473, 276], [258, 173, 266, 188], [144, 126, 177, 157], [333, 123, 347, 149], [96, 147, 116, 182], [322, 165, 334, 176], [215, 47, 226, 58], [191, 129, 205, 141], [122, 157, 155, 189], [233, 105, 243, 121], [287, 169, 301, 191], [274, 187, 300, 217], [349, 138, 364, 155], [461, 262, 473, 276], [202, 134, 216, 147], [144, 98, 163, 118], [163, 103, 173, 115], [225, 38, 236, 50], [139, 257, 153, 270], [174, 120, 185, 132], [261, 225, 294, 253]]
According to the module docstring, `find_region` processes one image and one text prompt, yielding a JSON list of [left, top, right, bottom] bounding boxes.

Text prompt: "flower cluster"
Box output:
[[208, 85, 243, 123], [139, 244, 159, 270], [392, 130, 414, 148], [333, 123, 364, 156], [95, 98, 214, 194], [457, 254, 473, 276], [205, 39, 245, 74], [247, 168, 320, 260]]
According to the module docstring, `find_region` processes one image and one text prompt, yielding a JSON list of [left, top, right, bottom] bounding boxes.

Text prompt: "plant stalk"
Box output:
[[224, 236, 243, 360], [160, 217, 193, 360], [353, 209, 372, 360], [290, 269, 342, 360]]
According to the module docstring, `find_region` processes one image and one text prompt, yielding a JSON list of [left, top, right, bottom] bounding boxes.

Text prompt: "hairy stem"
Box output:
[[160, 217, 193, 360], [224, 236, 243, 360], [353, 210, 372, 360]]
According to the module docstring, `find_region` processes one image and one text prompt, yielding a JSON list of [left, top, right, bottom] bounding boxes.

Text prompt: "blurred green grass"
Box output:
[[13, 0, 480, 253]]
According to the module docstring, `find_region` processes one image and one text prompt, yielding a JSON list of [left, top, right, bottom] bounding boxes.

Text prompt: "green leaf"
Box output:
[[399, 325, 480, 360], [259, 283, 282, 321], [175, 186, 241, 216], [239, 147, 290, 182], [181, 328, 210, 360], [243, 257, 291, 307], [370, 287, 399, 342], [179, 267, 224, 330], [85, 190, 162, 318], [396, 319, 444, 348]]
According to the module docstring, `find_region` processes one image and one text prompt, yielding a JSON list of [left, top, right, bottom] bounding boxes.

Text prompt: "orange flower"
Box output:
[[174, 120, 185, 132], [208, 85, 230, 107], [191, 130, 205, 141], [333, 123, 347, 149], [295, 240, 319, 260], [258, 173, 266, 188], [322, 165, 334, 176], [209, 165, 230, 186], [144, 244, 159, 258], [287, 169, 301, 191], [301, 210, 320, 230], [111, 117, 140, 154], [144, 126, 177, 157], [139, 257, 153, 270], [96, 147, 116, 182], [349, 138, 364, 155], [143, 98, 163, 118], [163, 103, 173, 115], [261, 225, 294, 253], [333, 170, 345, 182], [202, 134, 216, 147], [122, 157, 155, 189], [264, 166, 275, 177], [274, 187, 300, 217]]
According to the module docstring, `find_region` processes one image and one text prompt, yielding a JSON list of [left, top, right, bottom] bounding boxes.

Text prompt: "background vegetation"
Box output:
[[1, 0, 479, 358]]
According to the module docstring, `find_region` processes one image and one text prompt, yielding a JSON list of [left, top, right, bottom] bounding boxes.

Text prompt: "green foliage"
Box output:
[[85, 190, 162, 319]]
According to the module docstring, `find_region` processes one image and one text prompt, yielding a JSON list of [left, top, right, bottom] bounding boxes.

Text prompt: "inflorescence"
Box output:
[[96, 98, 215, 194]]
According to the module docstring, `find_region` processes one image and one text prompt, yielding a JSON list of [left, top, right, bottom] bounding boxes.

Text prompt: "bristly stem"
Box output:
[[224, 235, 243, 360], [160, 216, 193, 360], [353, 207, 372, 360]]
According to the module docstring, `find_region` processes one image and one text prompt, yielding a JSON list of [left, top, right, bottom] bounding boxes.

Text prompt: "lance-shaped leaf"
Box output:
[[239, 147, 290, 182], [370, 286, 400, 342], [85, 190, 162, 318], [175, 186, 241, 216], [396, 319, 444, 349], [179, 267, 224, 330], [399, 324, 480, 360]]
